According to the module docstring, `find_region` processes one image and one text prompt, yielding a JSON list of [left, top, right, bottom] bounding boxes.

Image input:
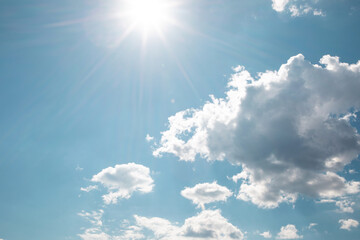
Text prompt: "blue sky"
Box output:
[[1, 0, 360, 239]]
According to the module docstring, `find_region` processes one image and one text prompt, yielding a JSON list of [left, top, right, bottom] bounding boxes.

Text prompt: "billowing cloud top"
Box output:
[[136, 209, 244, 240], [276, 224, 302, 239], [181, 182, 232, 209], [154, 54, 360, 208], [91, 163, 154, 204], [79, 209, 244, 240]]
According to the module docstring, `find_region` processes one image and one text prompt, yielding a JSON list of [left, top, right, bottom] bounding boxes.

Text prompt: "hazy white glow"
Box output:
[[124, 0, 174, 31]]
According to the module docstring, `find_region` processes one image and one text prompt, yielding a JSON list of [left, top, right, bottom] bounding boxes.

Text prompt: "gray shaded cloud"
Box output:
[[154, 54, 360, 208]]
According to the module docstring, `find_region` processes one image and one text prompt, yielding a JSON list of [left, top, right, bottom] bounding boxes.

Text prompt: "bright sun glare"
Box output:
[[124, 0, 174, 31]]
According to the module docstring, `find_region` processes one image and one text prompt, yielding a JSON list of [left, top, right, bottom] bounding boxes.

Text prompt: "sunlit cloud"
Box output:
[[91, 163, 154, 204], [154, 54, 360, 208], [276, 224, 303, 239], [181, 182, 233, 209], [339, 219, 359, 231], [271, 0, 325, 17]]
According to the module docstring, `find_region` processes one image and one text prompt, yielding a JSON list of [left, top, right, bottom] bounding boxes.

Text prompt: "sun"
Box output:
[[123, 0, 175, 32]]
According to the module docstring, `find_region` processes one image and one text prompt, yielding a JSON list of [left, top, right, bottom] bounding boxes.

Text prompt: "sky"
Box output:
[[1, 0, 360, 239]]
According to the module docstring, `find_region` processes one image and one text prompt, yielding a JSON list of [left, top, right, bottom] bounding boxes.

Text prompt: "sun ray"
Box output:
[[155, 28, 201, 100]]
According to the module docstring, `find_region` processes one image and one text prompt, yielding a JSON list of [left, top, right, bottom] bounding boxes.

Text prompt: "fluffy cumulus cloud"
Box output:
[[134, 215, 179, 239], [260, 231, 272, 238], [339, 219, 359, 231], [180, 182, 232, 209], [135, 209, 244, 240], [79, 209, 244, 240], [154, 54, 360, 208], [271, 0, 324, 17], [272, 0, 290, 12], [91, 163, 154, 204], [276, 224, 302, 239]]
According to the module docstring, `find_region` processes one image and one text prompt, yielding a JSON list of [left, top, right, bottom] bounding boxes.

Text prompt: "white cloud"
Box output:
[[288, 5, 300, 16], [180, 210, 244, 239], [79, 226, 144, 240], [77, 209, 243, 240], [79, 228, 110, 240], [349, 169, 357, 174], [91, 163, 154, 204], [308, 223, 317, 229], [339, 219, 359, 231], [317, 198, 355, 213], [136, 209, 244, 240], [260, 231, 272, 238], [276, 224, 303, 239], [146, 134, 154, 142], [78, 209, 104, 227], [231, 172, 248, 183], [81, 185, 98, 192], [77, 210, 111, 240], [271, 0, 325, 17], [134, 215, 179, 239], [115, 227, 145, 240], [78, 210, 144, 240], [154, 54, 360, 208], [272, 0, 290, 12], [233, 65, 246, 72], [313, 9, 325, 16], [336, 199, 355, 213], [181, 182, 232, 209], [289, 5, 325, 17], [76, 165, 84, 171]]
